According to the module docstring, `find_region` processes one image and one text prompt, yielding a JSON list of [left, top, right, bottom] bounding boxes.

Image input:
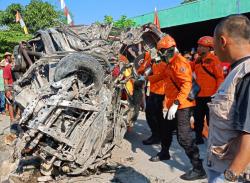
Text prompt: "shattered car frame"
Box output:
[[12, 23, 164, 177]]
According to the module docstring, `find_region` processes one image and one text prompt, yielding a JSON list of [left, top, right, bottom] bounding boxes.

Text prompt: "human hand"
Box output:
[[6, 91, 13, 100], [163, 108, 168, 119], [167, 103, 178, 120], [138, 75, 145, 81]]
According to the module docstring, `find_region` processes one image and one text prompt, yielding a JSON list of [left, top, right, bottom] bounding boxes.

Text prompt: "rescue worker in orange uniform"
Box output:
[[137, 52, 167, 145], [149, 35, 206, 181], [192, 36, 224, 145]]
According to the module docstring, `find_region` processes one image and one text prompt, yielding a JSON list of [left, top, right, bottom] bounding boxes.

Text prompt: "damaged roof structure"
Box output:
[[131, 0, 250, 51]]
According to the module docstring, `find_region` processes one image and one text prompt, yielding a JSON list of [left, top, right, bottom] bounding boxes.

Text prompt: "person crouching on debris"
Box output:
[[149, 35, 206, 181], [3, 52, 14, 122]]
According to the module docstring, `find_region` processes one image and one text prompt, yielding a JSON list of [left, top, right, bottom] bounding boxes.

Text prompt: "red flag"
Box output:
[[59, 0, 73, 25], [16, 11, 21, 22], [15, 11, 28, 34], [153, 7, 160, 30]]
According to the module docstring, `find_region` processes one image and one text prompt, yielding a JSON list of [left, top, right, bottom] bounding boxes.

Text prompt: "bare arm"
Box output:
[[4, 78, 8, 85], [229, 133, 250, 175]]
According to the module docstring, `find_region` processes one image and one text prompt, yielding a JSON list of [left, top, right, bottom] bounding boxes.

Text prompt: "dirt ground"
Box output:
[[0, 113, 208, 183]]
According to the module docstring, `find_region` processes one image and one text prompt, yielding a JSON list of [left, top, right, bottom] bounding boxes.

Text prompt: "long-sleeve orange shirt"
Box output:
[[192, 53, 224, 97], [148, 61, 167, 95], [164, 53, 195, 109]]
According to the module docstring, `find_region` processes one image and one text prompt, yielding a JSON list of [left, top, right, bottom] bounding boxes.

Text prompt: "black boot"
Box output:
[[180, 168, 207, 181], [149, 150, 170, 162], [181, 146, 206, 180], [142, 135, 160, 145]]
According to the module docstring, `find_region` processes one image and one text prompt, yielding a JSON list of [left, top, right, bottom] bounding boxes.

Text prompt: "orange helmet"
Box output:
[[197, 36, 213, 48], [157, 35, 176, 50]]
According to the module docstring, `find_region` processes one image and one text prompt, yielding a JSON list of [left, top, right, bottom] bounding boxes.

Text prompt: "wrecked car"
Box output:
[[11, 23, 164, 177]]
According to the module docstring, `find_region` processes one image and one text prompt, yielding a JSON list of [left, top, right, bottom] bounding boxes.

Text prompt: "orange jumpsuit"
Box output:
[[192, 53, 224, 97], [159, 54, 203, 171], [148, 61, 167, 95], [192, 52, 224, 140], [164, 53, 195, 109], [140, 54, 167, 141]]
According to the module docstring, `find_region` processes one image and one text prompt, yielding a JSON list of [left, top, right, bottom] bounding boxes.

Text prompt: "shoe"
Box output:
[[142, 136, 160, 145], [180, 168, 207, 181], [195, 137, 204, 145], [149, 151, 170, 162]]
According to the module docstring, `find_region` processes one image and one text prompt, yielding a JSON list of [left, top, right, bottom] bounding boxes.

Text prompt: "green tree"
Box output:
[[114, 15, 135, 28], [101, 15, 135, 29], [23, 0, 66, 33], [0, 30, 31, 58], [104, 15, 114, 24], [0, 0, 66, 34], [0, 3, 24, 32]]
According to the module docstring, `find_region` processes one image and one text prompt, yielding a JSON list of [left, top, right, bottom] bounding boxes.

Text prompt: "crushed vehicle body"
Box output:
[[11, 23, 164, 177]]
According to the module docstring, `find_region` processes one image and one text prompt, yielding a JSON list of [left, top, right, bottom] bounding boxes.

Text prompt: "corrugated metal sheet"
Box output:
[[132, 0, 250, 28]]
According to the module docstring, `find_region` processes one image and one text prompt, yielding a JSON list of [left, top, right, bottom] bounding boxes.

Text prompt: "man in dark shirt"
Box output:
[[207, 15, 250, 182], [233, 58, 250, 131]]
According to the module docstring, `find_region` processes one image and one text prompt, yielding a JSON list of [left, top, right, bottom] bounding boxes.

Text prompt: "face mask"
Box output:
[[158, 47, 175, 63]]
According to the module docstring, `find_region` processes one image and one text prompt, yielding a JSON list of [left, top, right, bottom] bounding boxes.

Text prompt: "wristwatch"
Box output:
[[224, 169, 238, 182], [173, 100, 180, 105]]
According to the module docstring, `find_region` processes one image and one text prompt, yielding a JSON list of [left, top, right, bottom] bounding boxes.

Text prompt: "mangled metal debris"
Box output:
[[10, 23, 164, 179]]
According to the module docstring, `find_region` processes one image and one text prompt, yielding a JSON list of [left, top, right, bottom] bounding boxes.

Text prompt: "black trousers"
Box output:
[[160, 107, 203, 169], [194, 97, 211, 139], [145, 92, 165, 138]]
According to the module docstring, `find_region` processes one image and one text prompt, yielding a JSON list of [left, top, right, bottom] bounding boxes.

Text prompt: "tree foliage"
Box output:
[[0, 0, 66, 34], [114, 15, 136, 28], [23, 0, 66, 33], [0, 3, 24, 32], [102, 15, 136, 28], [104, 15, 114, 25], [0, 30, 31, 58]]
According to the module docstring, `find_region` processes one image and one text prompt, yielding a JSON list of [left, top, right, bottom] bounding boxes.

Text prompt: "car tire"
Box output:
[[54, 53, 104, 90]]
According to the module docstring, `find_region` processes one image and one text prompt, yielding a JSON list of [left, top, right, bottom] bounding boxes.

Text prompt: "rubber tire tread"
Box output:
[[54, 53, 104, 90]]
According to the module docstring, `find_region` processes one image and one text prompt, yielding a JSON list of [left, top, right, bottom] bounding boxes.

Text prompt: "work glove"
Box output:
[[163, 108, 168, 119], [138, 75, 145, 81], [167, 103, 178, 120]]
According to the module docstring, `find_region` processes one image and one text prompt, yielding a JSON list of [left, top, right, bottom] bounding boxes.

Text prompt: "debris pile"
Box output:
[[8, 23, 163, 179]]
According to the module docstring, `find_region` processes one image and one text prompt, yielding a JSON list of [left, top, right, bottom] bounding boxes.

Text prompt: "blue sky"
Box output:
[[0, 0, 182, 25]]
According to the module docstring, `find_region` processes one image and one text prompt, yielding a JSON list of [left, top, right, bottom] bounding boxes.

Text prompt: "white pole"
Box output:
[[237, 0, 240, 14]]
